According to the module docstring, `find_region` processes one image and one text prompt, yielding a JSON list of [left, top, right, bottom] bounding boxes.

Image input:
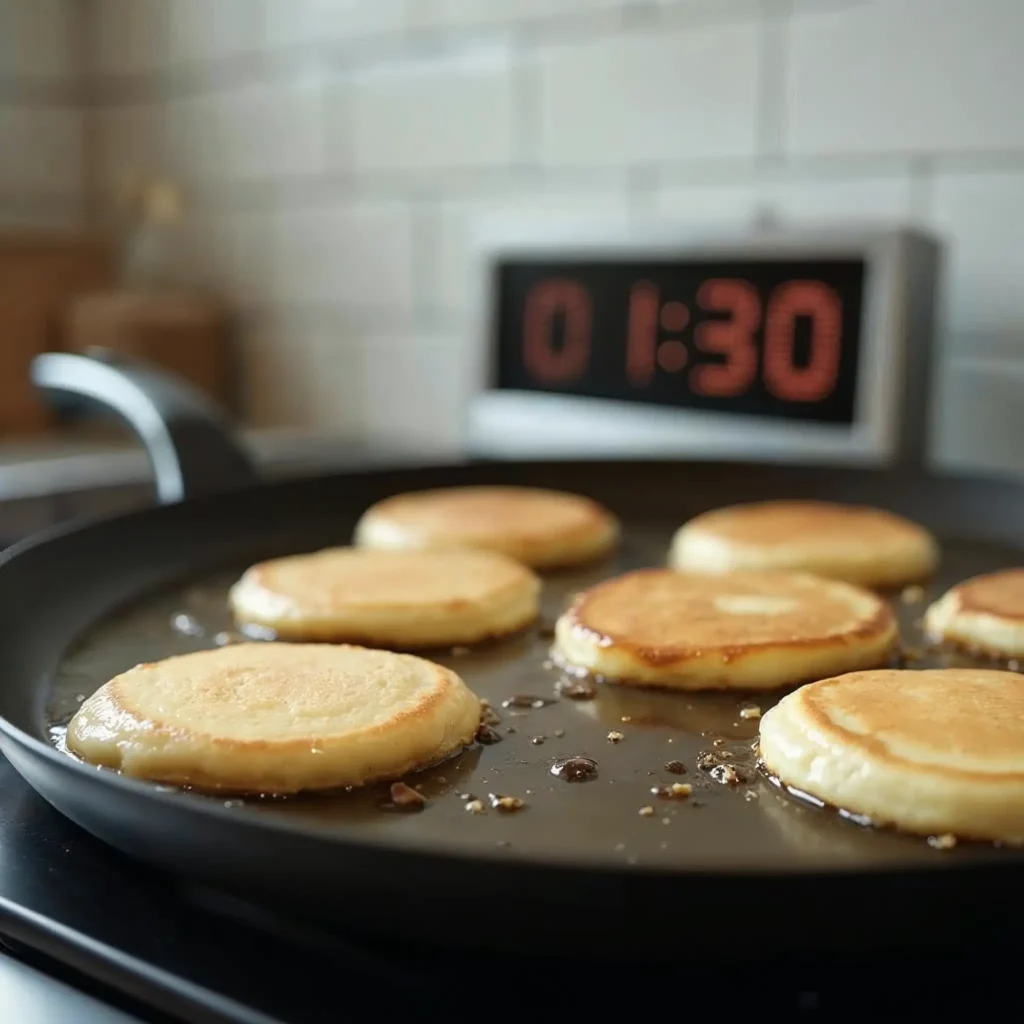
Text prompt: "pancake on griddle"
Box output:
[[758, 668, 1024, 842], [66, 643, 481, 794], [553, 569, 896, 690], [229, 547, 540, 647], [354, 485, 619, 570], [669, 500, 938, 588], [925, 569, 1024, 659]]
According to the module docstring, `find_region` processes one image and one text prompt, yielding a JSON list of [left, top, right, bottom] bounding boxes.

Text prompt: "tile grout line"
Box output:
[[756, 0, 791, 164]]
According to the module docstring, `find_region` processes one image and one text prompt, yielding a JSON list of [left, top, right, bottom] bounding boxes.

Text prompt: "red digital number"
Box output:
[[522, 278, 591, 385], [763, 281, 842, 402], [691, 278, 761, 397], [625, 280, 659, 387]]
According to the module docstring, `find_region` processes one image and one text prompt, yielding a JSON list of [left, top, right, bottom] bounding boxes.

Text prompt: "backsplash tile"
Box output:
[[538, 23, 760, 166], [348, 48, 516, 173], [270, 201, 416, 312], [166, 80, 327, 185], [6, 0, 1024, 474], [928, 170, 1024, 353], [0, 104, 82, 194], [786, 0, 1024, 156], [431, 183, 631, 314]]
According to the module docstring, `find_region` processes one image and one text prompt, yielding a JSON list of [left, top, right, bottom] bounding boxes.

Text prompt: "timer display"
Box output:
[[493, 258, 865, 425]]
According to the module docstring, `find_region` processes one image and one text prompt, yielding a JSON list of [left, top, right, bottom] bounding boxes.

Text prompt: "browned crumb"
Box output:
[[555, 677, 596, 700], [476, 722, 503, 744], [901, 585, 925, 604], [389, 782, 426, 809], [638, 805, 655, 817], [697, 751, 722, 770], [710, 764, 744, 786], [607, 730, 624, 743], [651, 783, 692, 800], [465, 799, 486, 814], [664, 760, 687, 775], [480, 705, 501, 726], [927, 833, 957, 850], [531, 736, 546, 746], [739, 705, 762, 721], [489, 794, 525, 812]]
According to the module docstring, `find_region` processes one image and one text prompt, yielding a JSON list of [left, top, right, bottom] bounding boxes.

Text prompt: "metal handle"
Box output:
[[31, 349, 258, 505]]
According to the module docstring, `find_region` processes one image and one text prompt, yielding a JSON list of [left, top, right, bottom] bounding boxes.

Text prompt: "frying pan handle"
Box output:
[[31, 350, 258, 504]]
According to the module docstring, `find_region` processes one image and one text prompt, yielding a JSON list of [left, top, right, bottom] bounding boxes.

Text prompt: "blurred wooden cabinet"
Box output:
[[62, 290, 237, 413], [0, 233, 113, 435]]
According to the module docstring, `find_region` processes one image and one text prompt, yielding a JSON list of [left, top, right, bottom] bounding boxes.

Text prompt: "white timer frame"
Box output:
[[462, 221, 941, 467]]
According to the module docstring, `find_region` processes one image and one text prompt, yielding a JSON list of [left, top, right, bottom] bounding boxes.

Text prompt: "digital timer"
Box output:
[[496, 257, 864, 425], [466, 223, 942, 467]]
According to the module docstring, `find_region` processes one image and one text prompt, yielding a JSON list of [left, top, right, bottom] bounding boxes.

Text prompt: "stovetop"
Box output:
[[0, 479, 1021, 1020]]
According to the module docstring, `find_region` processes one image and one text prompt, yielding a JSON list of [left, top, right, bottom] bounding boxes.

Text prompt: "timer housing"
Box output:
[[463, 223, 942, 468]]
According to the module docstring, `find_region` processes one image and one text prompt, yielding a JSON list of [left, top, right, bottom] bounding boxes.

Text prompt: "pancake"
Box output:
[[668, 500, 938, 588], [758, 668, 1024, 842], [229, 547, 540, 648], [65, 642, 481, 794], [552, 569, 896, 690], [924, 569, 1024, 659], [353, 486, 619, 570]]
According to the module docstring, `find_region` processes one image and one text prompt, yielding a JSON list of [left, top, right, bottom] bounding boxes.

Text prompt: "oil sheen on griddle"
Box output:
[[45, 530, 1021, 871]]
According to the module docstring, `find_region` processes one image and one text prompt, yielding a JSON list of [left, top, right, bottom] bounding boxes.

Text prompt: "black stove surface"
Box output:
[[0, 749, 1022, 1021]]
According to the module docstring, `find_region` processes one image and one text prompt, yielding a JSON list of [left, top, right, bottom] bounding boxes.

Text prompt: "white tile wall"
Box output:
[[262, 0, 408, 45], [646, 180, 763, 225], [0, 105, 82, 194], [786, 0, 1024, 156], [0, 0, 83, 227], [240, 313, 366, 430], [270, 201, 416, 311], [539, 24, 761, 166], [358, 329, 471, 453], [31, 0, 1024, 475], [0, 0, 75, 81], [765, 175, 917, 226], [166, 0, 261, 65], [431, 183, 631, 314], [91, 0, 167, 76], [420, 0, 629, 28], [92, 103, 167, 195], [929, 170, 1024, 353], [348, 49, 516, 173], [931, 359, 1024, 477], [166, 80, 327, 185]]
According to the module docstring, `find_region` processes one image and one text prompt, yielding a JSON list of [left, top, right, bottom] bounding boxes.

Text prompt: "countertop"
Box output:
[[0, 430, 454, 503]]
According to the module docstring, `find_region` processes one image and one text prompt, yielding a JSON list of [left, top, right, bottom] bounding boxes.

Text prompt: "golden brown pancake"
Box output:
[[229, 547, 540, 647], [553, 569, 896, 690], [353, 485, 619, 569], [759, 668, 1024, 842], [669, 500, 938, 588], [66, 643, 481, 794], [925, 569, 1024, 658]]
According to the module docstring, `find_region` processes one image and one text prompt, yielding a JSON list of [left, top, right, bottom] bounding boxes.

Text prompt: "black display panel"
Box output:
[[493, 257, 866, 425]]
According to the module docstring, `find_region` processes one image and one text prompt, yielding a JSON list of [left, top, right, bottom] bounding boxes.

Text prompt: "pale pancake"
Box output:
[[925, 569, 1024, 659], [553, 569, 896, 690], [758, 668, 1024, 842], [66, 643, 481, 794], [669, 500, 938, 588], [229, 547, 540, 647], [353, 486, 619, 570]]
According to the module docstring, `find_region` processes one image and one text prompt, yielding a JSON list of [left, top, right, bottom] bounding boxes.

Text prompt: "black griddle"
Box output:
[[2, 352, 1024, 997]]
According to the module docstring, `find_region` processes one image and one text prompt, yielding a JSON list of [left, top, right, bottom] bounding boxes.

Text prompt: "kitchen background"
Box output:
[[1, 0, 1023, 475]]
